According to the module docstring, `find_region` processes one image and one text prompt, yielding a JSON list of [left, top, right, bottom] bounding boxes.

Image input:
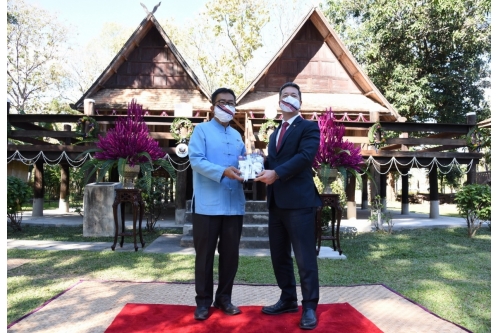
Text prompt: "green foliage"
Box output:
[[206, 0, 270, 93], [314, 174, 347, 229], [7, 0, 71, 113], [136, 177, 172, 231], [163, 0, 270, 95], [324, 0, 491, 124], [455, 184, 490, 237], [70, 167, 86, 198], [67, 22, 133, 97], [368, 195, 393, 233], [438, 165, 464, 194], [43, 165, 61, 200], [7, 176, 33, 231]]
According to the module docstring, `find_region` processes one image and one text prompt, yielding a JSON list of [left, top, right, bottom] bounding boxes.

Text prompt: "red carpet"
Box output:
[[105, 303, 383, 333]]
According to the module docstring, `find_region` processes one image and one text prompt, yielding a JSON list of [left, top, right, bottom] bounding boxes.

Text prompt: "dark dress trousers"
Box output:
[[265, 116, 322, 309]]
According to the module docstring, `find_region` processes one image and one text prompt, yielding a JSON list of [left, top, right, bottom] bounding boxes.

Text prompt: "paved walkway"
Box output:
[[8, 207, 469, 258]]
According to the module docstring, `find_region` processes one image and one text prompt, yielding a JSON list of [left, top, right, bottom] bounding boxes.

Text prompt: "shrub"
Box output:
[[455, 183, 491, 237], [368, 195, 394, 234], [7, 176, 33, 231], [136, 176, 171, 231]]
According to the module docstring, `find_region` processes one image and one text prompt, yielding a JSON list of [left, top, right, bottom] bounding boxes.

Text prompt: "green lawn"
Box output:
[[7, 225, 181, 242], [7, 227, 490, 332], [385, 201, 461, 218]]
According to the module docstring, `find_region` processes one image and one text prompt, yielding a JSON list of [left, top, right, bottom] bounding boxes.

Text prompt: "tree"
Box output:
[[67, 22, 133, 99], [323, 0, 491, 124], [455, 184, 490, 237], [162, 1, 320, 95], [163, 0, 270, 95], [438, 165, 463, 194], [7, 0, 72, 113]]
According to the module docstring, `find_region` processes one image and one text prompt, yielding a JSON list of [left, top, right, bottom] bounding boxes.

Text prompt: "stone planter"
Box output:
[[122, 164, 140, 189], [317, 167, 338, 194], [83, 182, 122, 237]]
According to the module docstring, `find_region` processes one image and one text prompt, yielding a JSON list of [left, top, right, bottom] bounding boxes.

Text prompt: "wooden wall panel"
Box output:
[[250, 19, 363, 96], [102, 28, 197, 90]]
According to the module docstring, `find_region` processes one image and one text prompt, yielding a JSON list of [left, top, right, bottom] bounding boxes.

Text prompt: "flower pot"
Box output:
[[122, 164, 140, 189], [317, 167, 338, 194]]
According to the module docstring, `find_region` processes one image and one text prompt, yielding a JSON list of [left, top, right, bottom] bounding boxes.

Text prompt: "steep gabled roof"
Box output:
[[74, 13, 211, 111], [237, 7, 402, 121]]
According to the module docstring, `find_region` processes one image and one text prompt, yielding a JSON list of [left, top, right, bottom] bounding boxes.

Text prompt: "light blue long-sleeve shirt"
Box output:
[[188, 118, 246, 215]]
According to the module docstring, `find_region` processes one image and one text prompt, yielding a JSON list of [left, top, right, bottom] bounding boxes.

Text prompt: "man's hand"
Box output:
[[223, 166, 244, 182], [254, 169, 278, 185]]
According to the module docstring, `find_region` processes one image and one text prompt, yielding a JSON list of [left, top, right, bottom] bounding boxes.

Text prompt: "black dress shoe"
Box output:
[[213, 301, 242, 315], [194, 306, 209, 320], [261, 300, 299, 315], [299, 308, 317, 330]]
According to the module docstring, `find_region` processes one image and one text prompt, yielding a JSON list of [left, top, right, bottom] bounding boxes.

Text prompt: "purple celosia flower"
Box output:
[[94, 99, 164, 165], [313, 110, 364, 171]]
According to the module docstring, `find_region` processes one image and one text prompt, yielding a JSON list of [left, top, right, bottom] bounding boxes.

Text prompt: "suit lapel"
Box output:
[[278, 117, 302, 152]]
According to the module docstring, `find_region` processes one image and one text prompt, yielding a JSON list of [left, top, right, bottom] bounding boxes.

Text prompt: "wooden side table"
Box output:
[[315, 194, 343, 256], [111, 189, 145, 252]]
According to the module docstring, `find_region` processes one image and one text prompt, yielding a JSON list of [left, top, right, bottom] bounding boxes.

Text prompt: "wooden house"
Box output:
[[7, 7, 483, 220]]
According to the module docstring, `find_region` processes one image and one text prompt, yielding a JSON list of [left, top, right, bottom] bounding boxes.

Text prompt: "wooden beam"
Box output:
[[343, 136, 370, 144], [231, 118, 245, 132], [150, 132, 174, 140], [361, 150, 482, 159], [384, 138, 467, 146], [9, 131, 78, 138], [7, 145, 92, 152], [418, 145, 465, 152], [8, 137, 52, 145]]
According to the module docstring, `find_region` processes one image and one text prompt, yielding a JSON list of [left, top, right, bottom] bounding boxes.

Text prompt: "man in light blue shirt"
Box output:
[[188, 87, 246, 321]]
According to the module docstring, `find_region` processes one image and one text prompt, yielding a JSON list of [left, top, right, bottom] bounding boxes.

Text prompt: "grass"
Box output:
[[384, 201, 461, 218], [7, 225, 182, 242], [7, 227, 490, 332], [21, 199, 76, 211]]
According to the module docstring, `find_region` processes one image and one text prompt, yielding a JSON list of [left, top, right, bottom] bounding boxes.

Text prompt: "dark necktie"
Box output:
[[276, 122, 289, 151]]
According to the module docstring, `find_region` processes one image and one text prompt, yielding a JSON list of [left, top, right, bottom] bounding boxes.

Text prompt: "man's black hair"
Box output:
[[211, 87, 236, 105], [279, 82, 302, 101]]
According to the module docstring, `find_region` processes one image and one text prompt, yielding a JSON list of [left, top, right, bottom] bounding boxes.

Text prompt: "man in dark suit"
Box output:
[[255, 82, 322, 330]]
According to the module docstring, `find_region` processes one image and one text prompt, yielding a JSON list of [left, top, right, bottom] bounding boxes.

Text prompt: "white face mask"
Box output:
[[214, 105, 236, 123], [279, 96, 301, 112]]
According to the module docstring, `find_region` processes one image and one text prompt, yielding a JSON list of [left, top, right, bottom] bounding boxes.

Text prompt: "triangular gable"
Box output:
[[74, 13, 211, 112], [237, 7, 401, 121]]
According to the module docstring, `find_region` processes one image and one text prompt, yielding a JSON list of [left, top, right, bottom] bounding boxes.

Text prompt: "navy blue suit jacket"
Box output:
[[264, 116, 322, 209]]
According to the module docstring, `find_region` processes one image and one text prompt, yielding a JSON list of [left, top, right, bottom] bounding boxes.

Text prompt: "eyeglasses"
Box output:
[[215, 100, 236, 107], [281, 92, 300, 99]]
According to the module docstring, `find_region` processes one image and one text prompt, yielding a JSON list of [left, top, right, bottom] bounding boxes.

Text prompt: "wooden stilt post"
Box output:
[[59, 124, 71, 213], [429, 166, 439, 218], [33, 160, 44, 216], [83, 99, 96, 184], [401, 172, 409, 215], [361, 174, 368, 209], [346, 172, 357, 219], [466, 112, 477, 185], [175, 167, 187, 224], [369, 110, 380, 201], [380, 173, 387, 212], [60, 163, 70, 213]]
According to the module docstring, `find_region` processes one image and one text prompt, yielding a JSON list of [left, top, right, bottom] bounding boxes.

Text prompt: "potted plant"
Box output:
[[79, 99, 176, 190], [313, 110, 364, 193]]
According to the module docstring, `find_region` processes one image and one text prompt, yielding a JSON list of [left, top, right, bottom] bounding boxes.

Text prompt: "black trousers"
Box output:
[[268, 204, 320, 310], [193, 213, 243, 307]]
